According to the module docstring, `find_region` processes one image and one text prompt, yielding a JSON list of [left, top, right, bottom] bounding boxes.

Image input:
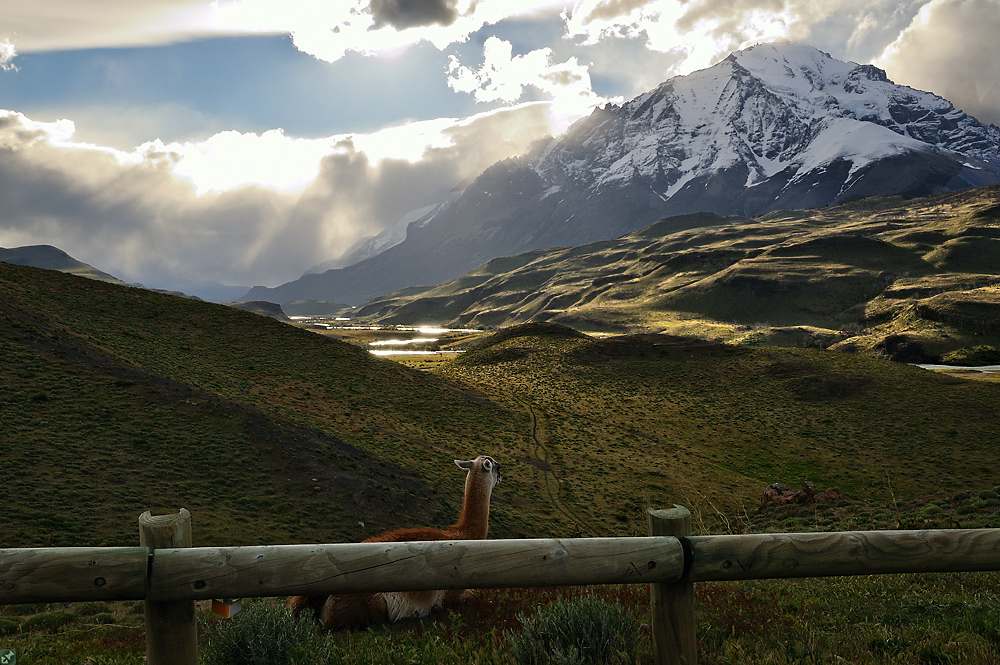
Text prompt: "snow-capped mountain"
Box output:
[[244, 42, 1000, 306]]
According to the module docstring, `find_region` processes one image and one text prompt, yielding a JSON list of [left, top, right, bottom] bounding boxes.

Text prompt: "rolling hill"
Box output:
[[0, 261, 533, 547], [354, 185, 1000, 364], [4, 260, 1000, 555], [6, 258, 1000, 664], [440, 323, 1000, 534], [0, 244, 128, 284]]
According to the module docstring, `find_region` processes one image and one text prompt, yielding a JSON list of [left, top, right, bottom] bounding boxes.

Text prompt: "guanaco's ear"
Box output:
[[455, 459, 475, 470]]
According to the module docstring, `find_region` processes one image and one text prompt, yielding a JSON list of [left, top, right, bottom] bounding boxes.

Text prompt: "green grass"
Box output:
[[7, 572, 999, 664], [442, 329, 1000, 530], [0, 260, 539, 547], [3, 256, 1000, 663]]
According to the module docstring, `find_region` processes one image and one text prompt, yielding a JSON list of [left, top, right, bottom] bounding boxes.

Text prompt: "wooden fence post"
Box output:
[[648, 505, 697, 665], [140, 509, 198, 665]]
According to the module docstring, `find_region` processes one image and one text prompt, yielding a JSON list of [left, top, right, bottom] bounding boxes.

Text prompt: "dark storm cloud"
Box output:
[[368, 0, 460, 30]]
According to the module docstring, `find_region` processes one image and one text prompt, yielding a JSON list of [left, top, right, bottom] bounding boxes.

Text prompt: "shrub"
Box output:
[[76, 600, 111, 616], [200, 600, 334, 665], [5, 602, 49, 615], [85, 612, 118, 625], [506, 596, 641, 665], [21, 610, 74, 632], [0, 617, 19, 635]]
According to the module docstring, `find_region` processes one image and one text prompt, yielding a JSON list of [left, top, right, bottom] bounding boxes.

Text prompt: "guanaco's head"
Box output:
[[454, 455, 501, 490]]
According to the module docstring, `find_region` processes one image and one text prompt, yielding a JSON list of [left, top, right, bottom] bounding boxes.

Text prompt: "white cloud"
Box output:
[[0, 105, 552, 289], [875, 0, 1000, 126], [139, 130, 340, 195], [216, 0, 571, 63], [4, 0, 572, 64], [562, 1, 932, 80], [0, 38, 17, 71], [447, 37, 613, 133], [1, 1, 222, 52], [37, 103, 221, 152], [565, 0, 794, 80]]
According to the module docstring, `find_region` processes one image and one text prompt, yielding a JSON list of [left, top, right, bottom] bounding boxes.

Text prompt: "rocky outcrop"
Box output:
[[760, 481, 848, 508]]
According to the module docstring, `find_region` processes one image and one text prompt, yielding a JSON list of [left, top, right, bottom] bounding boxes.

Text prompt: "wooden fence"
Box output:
[[3, 506, 1000, 665]]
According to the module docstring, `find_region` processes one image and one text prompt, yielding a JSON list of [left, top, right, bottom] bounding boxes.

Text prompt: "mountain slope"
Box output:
[[246, 42, 1000, 306], [0, 261, 537, 547], [6, 250, 1000, 563], [0, 244, 128, 284], [355, 185, 1000, 363]]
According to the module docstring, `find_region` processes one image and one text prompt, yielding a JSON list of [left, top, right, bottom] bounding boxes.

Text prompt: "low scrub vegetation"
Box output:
[[507, 596, 642, 665], [201, 600, 335, 665]]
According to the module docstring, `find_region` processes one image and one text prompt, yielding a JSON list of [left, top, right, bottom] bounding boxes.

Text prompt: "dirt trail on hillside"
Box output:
[[517, 398, 603, 537]]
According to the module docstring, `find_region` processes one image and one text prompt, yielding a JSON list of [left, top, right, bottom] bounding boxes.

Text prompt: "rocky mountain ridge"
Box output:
[[244, 42, 1000, 306]]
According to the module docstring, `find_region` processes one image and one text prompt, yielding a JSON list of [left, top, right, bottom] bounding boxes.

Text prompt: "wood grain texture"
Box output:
[[689, 529, 1000, 582], [140, 509, 197, 665], [0, 547, 147, 604], [147, 537, 686, 602], [648, 506, 697, 665]]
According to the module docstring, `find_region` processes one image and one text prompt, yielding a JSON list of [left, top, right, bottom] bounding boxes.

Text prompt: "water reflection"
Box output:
[[913, 364, 1000, 374], [370, 350, 461, 356], [369, 338, 439, 347]]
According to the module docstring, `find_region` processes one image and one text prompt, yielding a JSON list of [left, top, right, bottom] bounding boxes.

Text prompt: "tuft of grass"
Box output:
[[200, 600, 335, 665], [75, 601, 111, 616], [83, 612, 118, 625], [20, 610, 75, 632], [0, 617, 20, 636], [506, 596, 642, 665]]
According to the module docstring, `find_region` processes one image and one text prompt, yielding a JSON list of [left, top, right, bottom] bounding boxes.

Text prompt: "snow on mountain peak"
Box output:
[[250, 43, 1000, 308], [731, 42, 854, 90], [531, 41, 1000, 199]]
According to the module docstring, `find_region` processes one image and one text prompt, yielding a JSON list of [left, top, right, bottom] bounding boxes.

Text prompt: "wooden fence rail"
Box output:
[[3, 508, 1000, 665], [148, 536, 685, 602], [688, 527, 1000, 582], [0, 547, 147, 604]]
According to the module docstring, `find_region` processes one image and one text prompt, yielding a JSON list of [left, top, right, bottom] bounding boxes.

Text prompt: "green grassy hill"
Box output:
[[0, 244, 129, 284], [4, 262, 999, 547], [443, 323, 1000, 535], [0, 261, 535, 547], [355, 186, 1000, 364], [4, 265, 1000, 663]]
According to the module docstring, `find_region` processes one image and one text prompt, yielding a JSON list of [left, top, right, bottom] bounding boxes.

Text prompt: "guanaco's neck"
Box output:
[[451, 473, 493, 539]]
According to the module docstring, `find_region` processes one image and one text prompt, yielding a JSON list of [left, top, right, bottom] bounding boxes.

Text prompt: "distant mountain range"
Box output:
[[244, 42, 1000, 307], [353, 185, 1000, 365]]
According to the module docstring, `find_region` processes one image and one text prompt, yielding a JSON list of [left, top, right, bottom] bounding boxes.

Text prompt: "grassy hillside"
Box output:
[[0, 261, 540, 547], [4, 265, 1000, 663], [355, 186, 1000, 364], [442, 323, 1000, 536], [0, 244, 128, 284], [4, 261, 998, 545]]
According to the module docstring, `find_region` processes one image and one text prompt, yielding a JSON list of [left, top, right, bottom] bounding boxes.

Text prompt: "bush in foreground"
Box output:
[[201, 600, 334, 665], [506, 596, 641, 665]]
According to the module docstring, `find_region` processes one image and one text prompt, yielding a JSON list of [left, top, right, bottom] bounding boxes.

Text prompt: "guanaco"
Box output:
[[290, 455, 501, 629]]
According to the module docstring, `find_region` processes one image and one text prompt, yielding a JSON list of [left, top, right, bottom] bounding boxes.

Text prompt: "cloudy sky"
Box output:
[[1, 0, 998, 296]]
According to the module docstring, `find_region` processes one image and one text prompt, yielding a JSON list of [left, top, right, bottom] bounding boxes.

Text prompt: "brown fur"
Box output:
[[290, 455, 501, 630]]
